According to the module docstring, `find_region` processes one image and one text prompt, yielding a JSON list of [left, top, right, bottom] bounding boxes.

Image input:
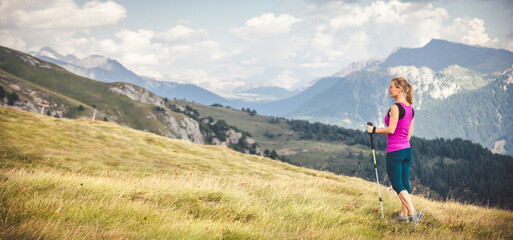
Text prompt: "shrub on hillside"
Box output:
[[7, 91, 19, 106]]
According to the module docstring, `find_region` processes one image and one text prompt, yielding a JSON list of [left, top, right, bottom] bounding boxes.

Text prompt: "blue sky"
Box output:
[[1, 0, 512, 96]]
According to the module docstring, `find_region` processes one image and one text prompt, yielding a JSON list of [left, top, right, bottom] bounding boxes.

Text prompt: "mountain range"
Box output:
[[2, 44, 513, 209], [30, 39, 513, 156], [380, 39, 513, 73], [283, 39, 513, 156], [33, 47, 230, 106]]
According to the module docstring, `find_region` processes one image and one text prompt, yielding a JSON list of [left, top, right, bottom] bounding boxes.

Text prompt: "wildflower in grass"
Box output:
[[174, 163, 181, 179]]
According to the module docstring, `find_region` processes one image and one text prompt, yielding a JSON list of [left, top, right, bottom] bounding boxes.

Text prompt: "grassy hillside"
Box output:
[[1, 106, 512, 239], [174, 100, 370, 174], [0, 46, 189, 137], [176, 100, 513, 210]]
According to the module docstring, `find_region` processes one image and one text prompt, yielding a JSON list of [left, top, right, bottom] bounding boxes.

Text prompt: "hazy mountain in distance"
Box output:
[[34, 46, 79, 63], [331, 58, 385, 77], [139, 77, 231, 105], [232, 86, 294, 102], [251, 77, 342, 116], [380, 39, 513, 73], [33, 47, 231, 106]]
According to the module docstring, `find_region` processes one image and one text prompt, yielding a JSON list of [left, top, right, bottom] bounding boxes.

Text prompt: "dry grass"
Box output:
[[1, 106, 512, 239]]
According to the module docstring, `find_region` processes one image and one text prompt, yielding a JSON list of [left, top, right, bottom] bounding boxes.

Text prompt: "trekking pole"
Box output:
[[367, 122, 384, 220]]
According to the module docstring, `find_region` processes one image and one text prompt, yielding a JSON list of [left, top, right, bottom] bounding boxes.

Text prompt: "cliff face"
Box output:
[[0, 72, 69, 117], [107, 82, 205, 144], [109, 83, 165, 107], [161, 113, 204, 144]]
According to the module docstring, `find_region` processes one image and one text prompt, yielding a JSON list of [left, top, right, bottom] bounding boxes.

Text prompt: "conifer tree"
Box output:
[[0, 86, 6, 99], [7, 91, 19, 106], [270, 150, 278, 160]]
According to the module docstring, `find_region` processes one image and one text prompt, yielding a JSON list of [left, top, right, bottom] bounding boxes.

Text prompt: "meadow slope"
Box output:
[[0, 106, 512, 239]]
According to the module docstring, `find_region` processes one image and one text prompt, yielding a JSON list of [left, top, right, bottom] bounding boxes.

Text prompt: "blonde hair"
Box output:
[[392, 77, 413, 105]]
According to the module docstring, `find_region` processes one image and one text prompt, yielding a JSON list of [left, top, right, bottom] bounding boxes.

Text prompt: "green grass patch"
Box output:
[[1, 107, 512, 239]]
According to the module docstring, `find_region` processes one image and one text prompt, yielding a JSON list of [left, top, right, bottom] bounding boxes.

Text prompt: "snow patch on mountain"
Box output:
[[74, 55, 111, 69], [502, 65, 513, 85], [388, 66, 466, 108], [38, 48, 59, 60], [36, 47, 79, 63], [332, 58, 384, 77]]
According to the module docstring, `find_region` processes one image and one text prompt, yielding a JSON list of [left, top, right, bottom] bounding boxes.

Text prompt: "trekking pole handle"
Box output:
[[367, 122, 375, 150]]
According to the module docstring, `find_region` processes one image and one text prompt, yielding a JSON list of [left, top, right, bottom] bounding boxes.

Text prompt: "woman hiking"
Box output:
[[367, 77, 424, 226]]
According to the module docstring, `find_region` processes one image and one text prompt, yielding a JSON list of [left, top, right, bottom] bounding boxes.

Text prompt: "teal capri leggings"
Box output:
[[386, 148, 412, 195]]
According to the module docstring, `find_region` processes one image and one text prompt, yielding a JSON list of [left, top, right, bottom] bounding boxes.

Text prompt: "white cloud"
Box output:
[[442, 17, 498, 46], [0, 33, 27, 50], [281, 1, 431, 75], [329, 6, 372, 29], [166, 69, 245, 97], [242, 58, 258, 65], [0, 0, 126, 57], [0, 0, 126, 29], [94, 26, 244, 81], [96, 29, 167, 78], [154, 25, 208, 42], [231, 13, 303, 39], [230, 13, 308, 71], [272, 70, 299, 89], [371, 0, 410, 24]]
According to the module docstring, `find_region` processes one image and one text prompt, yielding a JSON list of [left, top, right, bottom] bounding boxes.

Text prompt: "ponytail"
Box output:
[[391, 77, 414, 105], [406, 84, 413, 105]]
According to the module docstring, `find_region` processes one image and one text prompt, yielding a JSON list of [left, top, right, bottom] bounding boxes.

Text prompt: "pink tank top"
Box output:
[[384, 102, 414, 153]]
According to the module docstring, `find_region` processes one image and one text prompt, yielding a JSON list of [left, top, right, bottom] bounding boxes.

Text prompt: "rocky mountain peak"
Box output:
[[380, 39, 513, 73], [36, 46, 79, 63], [75, 55, 113, 70], [332, 58, 384, 77], [500, 64, 513, 85]]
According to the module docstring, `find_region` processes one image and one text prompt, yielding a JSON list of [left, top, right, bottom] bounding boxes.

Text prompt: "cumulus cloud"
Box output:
[[166, 69, 245, 97], [442, 17, 499, 46], [0, 0, 126, 29], [227, 0, 505, 86], [96, 28, 219, 78], [230, 13, 307, 69], [242, 58, 259, 65], [96, 29, 164, 78], [95, 26, 242, 81], [154, 25, 208, 43], [0, 0, 126, 57], [231, 13, 303, 39], [0, 34, 27, 51], [272, 70, 299, 89], [223, 0, 455, 86], [282, 0, 451, 75]]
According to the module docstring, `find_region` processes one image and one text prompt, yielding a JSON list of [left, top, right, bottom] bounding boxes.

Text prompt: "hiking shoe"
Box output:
[[394, 214, 409, 223], [411, 211, 424, 227]]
